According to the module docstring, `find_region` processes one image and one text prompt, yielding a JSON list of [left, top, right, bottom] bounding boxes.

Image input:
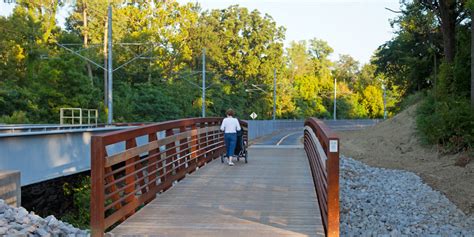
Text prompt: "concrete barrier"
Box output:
[[0, 170, 21, 207]]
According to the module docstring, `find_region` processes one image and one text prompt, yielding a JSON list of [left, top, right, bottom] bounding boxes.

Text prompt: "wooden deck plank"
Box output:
[[110, 147, 325, 237]]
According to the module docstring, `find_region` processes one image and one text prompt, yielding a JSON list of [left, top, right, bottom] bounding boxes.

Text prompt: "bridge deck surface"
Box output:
[[110, 147, 324, 237]]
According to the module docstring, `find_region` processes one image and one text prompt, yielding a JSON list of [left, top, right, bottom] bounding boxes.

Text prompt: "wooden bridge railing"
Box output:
[[303, 118, 340, 237], [90, 117, 248, 236]]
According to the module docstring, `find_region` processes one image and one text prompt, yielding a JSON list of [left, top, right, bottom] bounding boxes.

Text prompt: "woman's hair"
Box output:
[[226, 109, 235, 117]]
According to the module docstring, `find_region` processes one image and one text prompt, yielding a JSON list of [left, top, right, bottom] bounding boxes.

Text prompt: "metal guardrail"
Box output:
[[0, 124, 99, 134], [90, 118, 248, 236], [303, 118, 340, 237], [0, 122, 155, 136]]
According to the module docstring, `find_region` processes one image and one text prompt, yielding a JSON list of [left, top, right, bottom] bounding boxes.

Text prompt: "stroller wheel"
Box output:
[[245, 152, 248, 163], [221, 154, 224, 163], [237, 156, 240, 161]]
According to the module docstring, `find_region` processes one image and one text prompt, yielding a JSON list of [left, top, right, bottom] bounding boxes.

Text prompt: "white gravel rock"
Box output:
[[0, 227, 7, 235], [340, 156, 474, 236], [0, 199, 89, 236]]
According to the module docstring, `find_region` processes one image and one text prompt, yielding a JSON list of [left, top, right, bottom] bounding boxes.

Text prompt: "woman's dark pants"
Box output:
[[224, 133, 237, 157]]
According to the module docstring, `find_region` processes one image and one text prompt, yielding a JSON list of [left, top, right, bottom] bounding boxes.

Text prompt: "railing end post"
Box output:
[[91, 136, 105, 237], [327, 138, 340, 237]]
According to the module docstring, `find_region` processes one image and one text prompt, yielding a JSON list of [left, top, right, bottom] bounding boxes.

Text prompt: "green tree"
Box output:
[[361, 85, 384, 118], [187, 5, 285, 118], [333, 54, 359, 88]]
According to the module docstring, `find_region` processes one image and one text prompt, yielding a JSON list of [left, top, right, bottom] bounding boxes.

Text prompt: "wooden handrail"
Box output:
[[90, 117, 248, 236], [303, 118, 340, 237]]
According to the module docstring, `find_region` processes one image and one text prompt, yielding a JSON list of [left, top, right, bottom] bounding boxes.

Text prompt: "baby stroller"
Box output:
[[221, 130, 248, 164]]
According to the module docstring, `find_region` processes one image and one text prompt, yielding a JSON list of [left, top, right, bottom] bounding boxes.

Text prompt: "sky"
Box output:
[[178, 0, 401, 64], [0, 0, 401, 64]]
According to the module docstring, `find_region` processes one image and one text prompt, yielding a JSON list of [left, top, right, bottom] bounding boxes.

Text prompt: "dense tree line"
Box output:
[[0, 0, 397, 124], [373, 0, 474, 152]]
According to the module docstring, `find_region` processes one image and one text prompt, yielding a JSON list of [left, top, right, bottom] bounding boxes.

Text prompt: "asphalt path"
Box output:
[[252, 129, 303, 146]]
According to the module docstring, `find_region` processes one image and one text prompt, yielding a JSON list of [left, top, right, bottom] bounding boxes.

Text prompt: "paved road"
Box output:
[[252, 119, 379, 146], [252, 129, 303, 146]]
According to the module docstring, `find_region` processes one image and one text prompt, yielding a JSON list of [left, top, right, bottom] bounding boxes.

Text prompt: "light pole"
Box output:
[[333, 77, 337, 120], [273, 68, 276, 121], [107, 5, 113, 124], [382, 84, 387, 119], [202, 48, 206, 118]]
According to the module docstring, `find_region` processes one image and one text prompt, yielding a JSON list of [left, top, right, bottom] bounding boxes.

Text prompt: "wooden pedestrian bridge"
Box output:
[[90, 118, 340, 237]]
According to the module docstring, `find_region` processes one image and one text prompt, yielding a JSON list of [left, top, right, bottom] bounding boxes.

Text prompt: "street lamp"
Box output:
[[382, 84, 387, 119], [273, 68, 276, 121], [333, 77, 337, 120]]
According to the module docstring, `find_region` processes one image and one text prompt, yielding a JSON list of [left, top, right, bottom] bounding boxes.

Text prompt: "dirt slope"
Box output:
[[337, 104, 474, 215]]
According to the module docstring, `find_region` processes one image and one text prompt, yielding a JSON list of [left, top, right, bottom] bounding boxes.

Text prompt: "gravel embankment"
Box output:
[[0, 199, 88, 236], [340, 156, 474, 236]]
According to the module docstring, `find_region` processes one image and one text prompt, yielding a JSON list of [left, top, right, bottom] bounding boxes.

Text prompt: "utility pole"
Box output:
[[202, 48, 206, 118], [273, 68, 276, 120], [333, 77, 337, 120], [103, 11, 109, 111], [107, 5, 113, 124], [382, 84, 387, 119]]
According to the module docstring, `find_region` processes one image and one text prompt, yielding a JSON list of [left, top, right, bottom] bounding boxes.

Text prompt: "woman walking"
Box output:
[[220, 109, 241, 166]]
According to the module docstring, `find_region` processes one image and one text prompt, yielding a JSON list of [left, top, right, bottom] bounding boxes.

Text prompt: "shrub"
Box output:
[[0, 111, 30, 124], [61, 177, 91, 229], [399, 90, 425, 111], [416, 93, 474, 153], [361, 85, 384, 118]]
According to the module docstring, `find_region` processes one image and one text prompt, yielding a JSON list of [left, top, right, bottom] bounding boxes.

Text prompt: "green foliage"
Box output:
[[338, 93, 368, 119], [62, 177, 91, 229], [0, 111, 30, 124], [374, 0, 473, 152], [334, 54, 359, 88], [0, 0, 396, 123], [399, 91, 426, 111], [436, 61, 455, 97], [452, 25, 471, 98], [373, 1, 438, 94], [361, 85, 384, 118], [416, 93, 474, 152]]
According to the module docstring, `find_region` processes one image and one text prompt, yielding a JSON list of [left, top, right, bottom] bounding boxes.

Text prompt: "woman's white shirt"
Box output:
[[220, 117, 241, 133]]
